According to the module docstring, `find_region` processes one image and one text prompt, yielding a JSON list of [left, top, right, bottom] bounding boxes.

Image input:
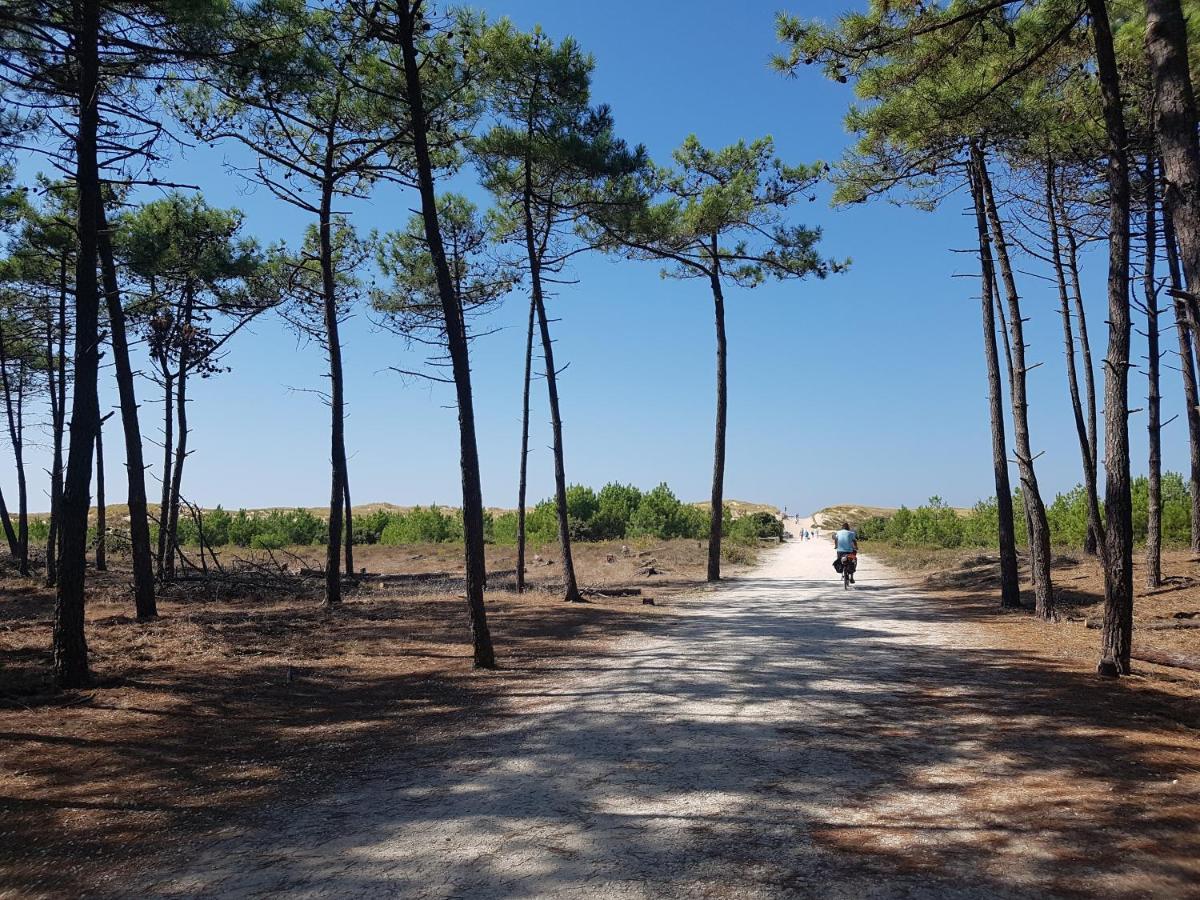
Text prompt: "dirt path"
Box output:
[[138, 527, 1200, 899]]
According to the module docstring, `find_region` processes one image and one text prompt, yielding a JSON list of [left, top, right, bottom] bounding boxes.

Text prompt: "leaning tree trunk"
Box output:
[[397, 3, 495, 666], [522, 187, 583, 603], [515, 294, 535, 594], [531, 280, 583, 603], [96, 202, 156, 620], [318, 177, 346, 608], [54, 0, 102, 688], [707, 262, 728, 583], [1089, 0, 1135, 676], [977, 148, 1054, 618], [1145, 154, 1163, 588], [969, 155, 1021, 609], [164, 289, 195, 582], [96, 411, 111, 571], [1164, 204, 1200, 553], [1057, 183, 1102, 556], [1047, 162, 1105, 563], [156, 368, 173, 578], [1145, 0, 1200, 329]]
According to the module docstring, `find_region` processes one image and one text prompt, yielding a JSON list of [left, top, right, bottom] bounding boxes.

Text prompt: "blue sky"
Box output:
[[3, 0, 1184, 516]]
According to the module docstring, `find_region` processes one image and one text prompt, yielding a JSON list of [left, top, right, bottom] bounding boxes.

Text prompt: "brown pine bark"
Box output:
[[707, 261, 728, 583], [515, 294, 535, 594], [1163, 203, 1200, 553], [976, 148, 1054, 618], [54, 0, 102, 688], [395, 1, 495, 666], [968, 153, 1021, 609], [1088, 0, 1135, 676], [1046, 163, 1105, 563], [1145, 154, 1163, 588], [1145, 0, 1200, 325], [96, 203, 156, 620]]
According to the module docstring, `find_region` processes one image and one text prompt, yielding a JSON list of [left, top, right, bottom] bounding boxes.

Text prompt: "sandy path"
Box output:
[[139, 527, 1198, 899]]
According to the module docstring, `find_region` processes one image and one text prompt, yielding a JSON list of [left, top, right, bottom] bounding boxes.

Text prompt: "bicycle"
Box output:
[[840, 552, 857, 590]]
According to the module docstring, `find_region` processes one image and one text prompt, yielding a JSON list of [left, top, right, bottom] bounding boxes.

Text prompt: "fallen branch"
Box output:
[[1133, 649, 1200, 673]]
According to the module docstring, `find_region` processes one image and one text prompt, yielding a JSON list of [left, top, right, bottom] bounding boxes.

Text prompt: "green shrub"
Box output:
[[728, 511, 784, 544]]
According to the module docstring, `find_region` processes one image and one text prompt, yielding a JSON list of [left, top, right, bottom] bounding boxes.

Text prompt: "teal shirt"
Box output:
[[835, 529, 857, 552]]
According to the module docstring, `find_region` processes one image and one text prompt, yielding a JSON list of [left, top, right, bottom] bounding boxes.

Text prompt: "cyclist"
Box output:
[[833, 521, 858, 584]]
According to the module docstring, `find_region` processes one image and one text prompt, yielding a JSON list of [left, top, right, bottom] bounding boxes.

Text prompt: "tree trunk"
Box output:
[[396, 3, 495, 667], [156, 369, 173, 579], [969, 153, 1021, 609], [164, 289, 195, 582], [1089, 0, 1135, 676], [1057, 182, 1102, 556], [54, 0, 102, 688], [1164, 202, 1200, 553], [531, 286, 583, 603], [707, 262, 728, 583], [1145, 0, 1200, 334], [521, 151, 582, 604], [318, 176, 346, 608], [1145, 154, 1163, 588], [976, 147, 1054, 618], [46, 261, 67, 586], [0, 326, 30, 576], [96, 412, 110, 571], [515, 294, 535, 594], [96, 202, 156, 620], [1046, 161, 1106, 562], [343, 474, 354, 577]]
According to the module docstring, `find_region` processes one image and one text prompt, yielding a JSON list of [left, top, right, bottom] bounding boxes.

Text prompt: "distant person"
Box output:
[[833, 521, 858, 583]]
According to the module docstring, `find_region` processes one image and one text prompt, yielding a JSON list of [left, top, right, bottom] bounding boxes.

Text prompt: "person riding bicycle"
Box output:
[[833, 522, 858, 583]]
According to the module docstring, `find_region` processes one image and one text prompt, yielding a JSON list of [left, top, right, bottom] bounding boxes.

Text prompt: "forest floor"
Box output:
[[120, 527, 1200, 897], [0, 539, 722, 898], [4, 533, 1200, 897]]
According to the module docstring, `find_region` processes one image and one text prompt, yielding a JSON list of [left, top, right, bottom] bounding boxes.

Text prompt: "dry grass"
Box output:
[[866, 542, 1200, 683], [0, 539, 731, 898]]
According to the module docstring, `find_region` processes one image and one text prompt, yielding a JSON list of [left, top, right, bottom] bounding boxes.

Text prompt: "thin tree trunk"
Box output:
[[531, 287, 583, 603], [1145, 0, 1200, 332], [343, 474, 354, 577], [707, 259, 728, 583], [976, 147, 1054, 618], [969, 154, 1021, 609], [396, 2, 495, 666], [521, 147, 582, 604], [96, 411, 111, 571], [54, 0, 102, 688], [1164, 201, 1200, 553], [318, 175, 345, 608], [96, 202, 156, 620], [156, 369, 173, 579], [0, 485, 17, 559], [515, 294, 535, 594], [1057, 183, 1102, 556], [1145, 153, 1163, 588], [1089, 0, 1135, 676], [0, 326, 30, 575], [164, 289, 195, 582], [46, 263, 66, 585], [1047, 162, 1106, 562]]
